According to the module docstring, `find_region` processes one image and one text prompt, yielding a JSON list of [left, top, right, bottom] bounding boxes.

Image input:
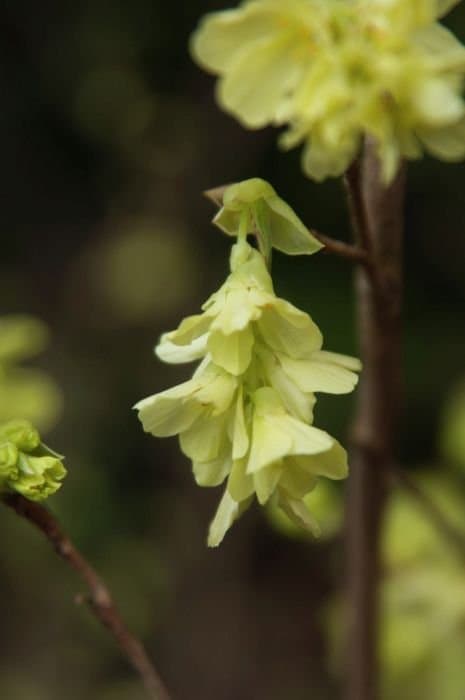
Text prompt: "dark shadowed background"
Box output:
[[2, 2, 465, 699]]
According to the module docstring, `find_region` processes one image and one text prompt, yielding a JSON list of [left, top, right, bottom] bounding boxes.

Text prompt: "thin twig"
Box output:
[[312, 230, 372, 266], [2, 493, 172, 700], [393, 468, 465, 565]]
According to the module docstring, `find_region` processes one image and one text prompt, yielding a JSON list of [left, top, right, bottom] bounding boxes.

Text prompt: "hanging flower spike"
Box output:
[[136, 223, 361, 545], [0, 419, 67, 501], [191, 0, 465, 183]]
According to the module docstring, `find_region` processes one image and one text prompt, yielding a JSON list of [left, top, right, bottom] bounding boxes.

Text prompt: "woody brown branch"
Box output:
[[2, 493, 171, 700], [311, 230, 372, 266], [345, 142, 406, 700]]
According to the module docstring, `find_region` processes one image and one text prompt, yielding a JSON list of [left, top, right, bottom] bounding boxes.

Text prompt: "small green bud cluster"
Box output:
[[136, 180, 360, 546], [0, 419, 66, 501]]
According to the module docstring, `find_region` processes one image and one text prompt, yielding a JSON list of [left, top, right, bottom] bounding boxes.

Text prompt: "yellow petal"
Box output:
[[247, 413, 293, 474], [294, 441, 349, 480], [208, 326, 254, 375], [218, 36, 304, 129], [211, 288, 260, 334], [279, 354, 360, 394], [190, 6, 280, 74], [179, 414, 228, 462], [228, 457, 254, 501], [247, 388, 333, 474], [300, 131, 360, 181], [194, 368, 237, 414], [192, 451, 232, 487], [417, 23, 465, 70], [167, 313, 212, 345], [263, 193, 323, 255], [135, 381, 204, 437], [419, 118, 465, 160], [258, 299, 322, 358], [259, 346, 315, 421], [208, 490, 251, 547], [223, 177, 275, 208], [232, 386, 249, 459], [312, 350, 362, 372], [155, 333, 208, 364], [254, 462, 282, 504], [412, 78, 465, 127]]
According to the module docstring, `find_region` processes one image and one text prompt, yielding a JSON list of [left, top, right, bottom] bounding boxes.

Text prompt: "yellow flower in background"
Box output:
[[191, 0, 465, 182], [325, 471, 465, 700], [136, 204, 361, 545], [0, 315, 62, 431]]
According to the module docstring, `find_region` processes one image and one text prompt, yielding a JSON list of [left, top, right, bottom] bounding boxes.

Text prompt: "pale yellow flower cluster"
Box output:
[[136, 191, 360, 544], [191, 0, 465, 182]]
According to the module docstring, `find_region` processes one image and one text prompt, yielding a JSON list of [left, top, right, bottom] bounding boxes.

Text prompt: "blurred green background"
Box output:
[[2, 1, 465, 698]]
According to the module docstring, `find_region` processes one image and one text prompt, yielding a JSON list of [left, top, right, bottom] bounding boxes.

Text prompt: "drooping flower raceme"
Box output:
[[191, 0, 465, 183], [136, 187, 360, 545]]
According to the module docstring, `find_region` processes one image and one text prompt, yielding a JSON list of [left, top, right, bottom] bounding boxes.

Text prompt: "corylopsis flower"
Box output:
[[210, 178, 323, 259], [135, 180, 361, 545], [191, 0, 465, 182]]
